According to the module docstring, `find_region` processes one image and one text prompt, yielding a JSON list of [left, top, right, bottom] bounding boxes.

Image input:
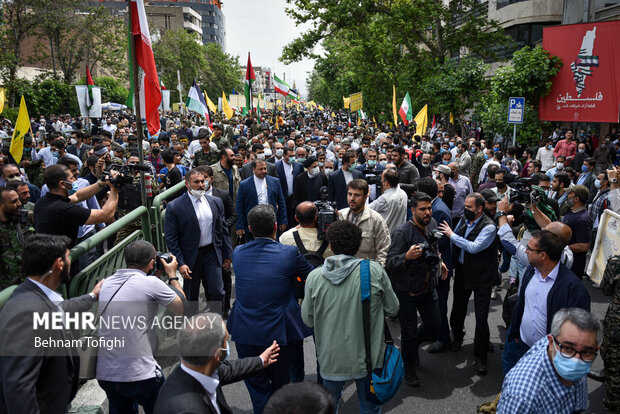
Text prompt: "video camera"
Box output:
[[362, 166, 383, 192], [507, 177, 533, 204], [314, 186, 338, 240], [417, 230, 443, 266], [102, 163, 151, 187]]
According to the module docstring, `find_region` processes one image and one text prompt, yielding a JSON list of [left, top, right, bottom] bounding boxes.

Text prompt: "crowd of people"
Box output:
[[0, 109, 620, 414]]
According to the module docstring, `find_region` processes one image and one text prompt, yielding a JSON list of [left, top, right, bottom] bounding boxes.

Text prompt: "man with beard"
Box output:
[[0, 186, 35, 288], [387, 192, 448, 386], [0, 234, 103, 413]]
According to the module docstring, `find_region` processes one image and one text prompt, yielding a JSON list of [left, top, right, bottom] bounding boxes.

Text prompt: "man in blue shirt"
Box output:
[[439, 192, 498, 375], [498, 308, 601, 414]]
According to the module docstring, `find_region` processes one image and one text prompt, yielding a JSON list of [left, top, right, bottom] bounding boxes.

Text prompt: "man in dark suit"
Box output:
[[328, 150, 363, 210], [164, 168, 232, 312], [240, 143, 278, 180], [154, 313, 280, 414], [236, 160, 287, 241], [276, 148, 304, 228], [356, 147, 385, 202], [197, 165, 235, 317], [67, 130, 91, 162], [228, 205, 314, 413], [0, 234, 102, 414], [293, 156, 328, 206]]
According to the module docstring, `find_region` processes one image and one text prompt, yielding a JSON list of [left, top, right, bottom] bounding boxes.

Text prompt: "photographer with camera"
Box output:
[[34, 163, 118, 248], [386, 192, 448, 386], [96, 240, 185, 414], [280, 201, 334, 261]]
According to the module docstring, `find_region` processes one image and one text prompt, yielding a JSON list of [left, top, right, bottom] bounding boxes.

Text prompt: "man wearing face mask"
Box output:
[[327, 150, 363, 210], [536, 138, 555, 173], [545, 155, 566, 180], [438, 193, 498, 375], [0, 234, 103, 414], [154, 313, 280, 414], [276, 148, 304, 229], [418, 152, 433, 178], [572, 142, 589, 171], [589, 171, 610, 244], [561, 185, 592, 279], [356, 147, 385, 202], [164, 169, 232, 312], [146, 139, 164, 174], [498, 308, 600, 413], [240, 143, 278, 180], [293, 156, 328, 206], [34, 164, 118, 248]]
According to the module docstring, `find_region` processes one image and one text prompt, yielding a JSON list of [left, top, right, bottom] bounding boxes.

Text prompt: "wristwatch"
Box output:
[[495, 211, 509, 219], [88, 292, 97, 301], [611, 178, 618, 183], [168, 276, 179, 283]]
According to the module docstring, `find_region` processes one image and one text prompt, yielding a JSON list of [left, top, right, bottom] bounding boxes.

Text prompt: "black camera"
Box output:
[[417, 230, 443, 266], [508, 177, 533, 204], [362, 166, 383, 191], [17, 208, 29, 227], [102, 163, 151, 187], [314, 186, 338, 240], [155, 252, 173, 272]]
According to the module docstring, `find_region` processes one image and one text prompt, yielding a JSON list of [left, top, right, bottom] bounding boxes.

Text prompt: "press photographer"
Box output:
[[386, 192, 448, 387], [357, 147, 385, 202]]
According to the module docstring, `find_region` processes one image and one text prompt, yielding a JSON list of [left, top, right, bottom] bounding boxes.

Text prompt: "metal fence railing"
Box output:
[[0, 181, 187, 305]]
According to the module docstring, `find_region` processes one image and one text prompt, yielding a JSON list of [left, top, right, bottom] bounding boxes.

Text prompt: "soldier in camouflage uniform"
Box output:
[[114, 156, 159, 245], [210, 124, 232, 151], [469, 141, 485, 190], [0, 186, 35, 289], [601, 254, 620, 413], [193, 134, 220, 168], [19, 136, 44, 188]]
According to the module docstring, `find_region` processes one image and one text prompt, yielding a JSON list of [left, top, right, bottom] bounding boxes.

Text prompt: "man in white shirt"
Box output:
[[370, 169, 408, 234], [102, 117, 117, 138], [153, 313, 279, 414], [536, 138, 556, 172]]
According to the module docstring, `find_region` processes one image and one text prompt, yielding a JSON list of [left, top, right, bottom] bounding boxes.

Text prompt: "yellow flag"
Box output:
[[222, 92, 233, 120], [343, 96, 350, 109], [450, 112, 454, 125], [10, 96, 30, 164], [373, 116, 377, 125], [392, 85, 398, 126], [331, 112, 336, 118], [357, 116, 361, 126], [0, 88, 5, 114], [413, 104, 428, 137], [205, 92, 218, 113]]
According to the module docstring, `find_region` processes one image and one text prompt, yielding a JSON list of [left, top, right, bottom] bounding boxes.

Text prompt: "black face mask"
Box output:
[[496, 182, 506, 189], [152, 148, 160, 155], [463, 208, 476, 222]]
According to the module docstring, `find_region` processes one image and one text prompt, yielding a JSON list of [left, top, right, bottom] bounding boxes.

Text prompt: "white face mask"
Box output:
[[256, 153, 265, 160], [70, 138, 77, 145], [275, 149, 283, 158], [190, 189, 205, 198], [324, 168, 334, 174], [310, 167, 320, 176]]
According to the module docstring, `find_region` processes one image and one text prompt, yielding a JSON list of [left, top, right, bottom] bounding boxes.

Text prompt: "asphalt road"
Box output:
[[158, 273, 609, 414]]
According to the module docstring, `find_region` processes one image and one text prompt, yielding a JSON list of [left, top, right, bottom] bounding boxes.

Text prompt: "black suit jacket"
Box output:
[[154, 358, 264, 414], [211, 187, 236, 228], [327, 168, 363, 210], [67, 143, 91, 161], [0, 279, 93, 414], [240, 161, 278, 180], [293, 171, 328, 205]]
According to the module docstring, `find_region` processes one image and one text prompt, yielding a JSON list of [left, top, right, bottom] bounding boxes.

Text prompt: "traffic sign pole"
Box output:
[[513, 123, 517, 146]]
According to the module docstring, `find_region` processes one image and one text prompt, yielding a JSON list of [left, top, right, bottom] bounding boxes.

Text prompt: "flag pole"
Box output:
[[128, 0, 148, 207]]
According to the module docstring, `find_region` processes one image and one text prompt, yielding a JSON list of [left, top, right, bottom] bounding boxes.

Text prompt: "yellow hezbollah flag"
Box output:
[[343, 96, 350, 109], [413, 104, 428, 137], [10, 96, 30, 164], [205, 92, 218, 114], [450, 112, 454, 125], [392, 85, 398, 126], [222, 92, 233, 120], [0, 88, 5, 114]]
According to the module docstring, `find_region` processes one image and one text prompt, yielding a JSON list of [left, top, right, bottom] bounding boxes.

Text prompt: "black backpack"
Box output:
[[293, 230, 328, 299]]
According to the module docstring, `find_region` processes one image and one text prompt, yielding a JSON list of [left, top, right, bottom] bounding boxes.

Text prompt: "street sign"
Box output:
[[507, 97, 524, 124]]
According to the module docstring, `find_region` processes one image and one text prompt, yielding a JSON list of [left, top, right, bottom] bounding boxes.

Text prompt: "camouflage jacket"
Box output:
[[194, 149, 221, 167], [601, 255, 620, 341], [211, 136, 232, 152], [20, 150, 44, 188], [0, 216, 35, 290], [470, 152, 486, 183]]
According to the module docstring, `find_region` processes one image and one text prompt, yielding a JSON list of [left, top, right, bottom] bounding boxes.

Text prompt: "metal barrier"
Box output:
[[149, 181, 185, 252]]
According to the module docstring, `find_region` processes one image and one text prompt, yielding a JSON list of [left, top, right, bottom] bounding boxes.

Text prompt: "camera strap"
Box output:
[[408, 220, 431, 244], [407, 221, 434, 296]]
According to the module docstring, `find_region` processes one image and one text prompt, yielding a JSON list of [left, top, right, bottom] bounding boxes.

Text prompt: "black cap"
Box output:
[[303, 156, 317, 168], [480, 189, 500, 203]]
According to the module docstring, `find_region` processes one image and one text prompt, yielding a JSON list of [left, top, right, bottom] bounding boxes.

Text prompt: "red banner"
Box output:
[[539, 21, 620, 123]]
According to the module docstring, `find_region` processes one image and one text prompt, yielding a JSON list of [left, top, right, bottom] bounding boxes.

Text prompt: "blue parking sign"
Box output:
[[508, 97, 524, 124]]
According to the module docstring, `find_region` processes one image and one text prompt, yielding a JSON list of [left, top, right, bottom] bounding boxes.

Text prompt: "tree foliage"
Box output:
[[153, 29, 242, 103], [291, 0, 508, 127], [478, 46, 562, 145]]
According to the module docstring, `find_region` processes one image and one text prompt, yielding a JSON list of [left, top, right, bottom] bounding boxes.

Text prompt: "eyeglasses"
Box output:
[[5, 173, 20, 179], [525, 245, 543, 253], [553, 337, 597, 362]]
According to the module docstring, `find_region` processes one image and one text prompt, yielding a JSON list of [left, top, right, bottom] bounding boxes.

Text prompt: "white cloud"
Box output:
[[223, 0, 316, 98]]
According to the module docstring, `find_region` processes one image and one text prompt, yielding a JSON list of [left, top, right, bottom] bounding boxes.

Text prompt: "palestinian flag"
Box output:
[[288, 88, 299, 100], [244, 53, 255, 115], [398, 92, 412, 126], [86, 68, 95, 111]]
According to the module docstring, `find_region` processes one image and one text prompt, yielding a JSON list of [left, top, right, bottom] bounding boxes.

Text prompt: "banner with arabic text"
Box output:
[[539, 21, 620, 123]]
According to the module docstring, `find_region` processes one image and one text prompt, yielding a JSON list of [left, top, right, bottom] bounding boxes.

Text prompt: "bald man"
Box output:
[[279, 201, 333, 259]]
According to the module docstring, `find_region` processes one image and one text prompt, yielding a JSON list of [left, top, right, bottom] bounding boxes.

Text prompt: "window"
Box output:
[[213, 23, 218, 29], [497, 0, 529, 10]]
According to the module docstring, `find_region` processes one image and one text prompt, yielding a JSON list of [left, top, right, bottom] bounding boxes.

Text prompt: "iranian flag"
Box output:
[[160, 80, 166, 90], [273, 74, 289, 96], [244, 53, 255, 115], [398, 92, 412, 125], [86, 68, 95, 111], [129, 0, 161, 135], [430, 115, 437, 137]]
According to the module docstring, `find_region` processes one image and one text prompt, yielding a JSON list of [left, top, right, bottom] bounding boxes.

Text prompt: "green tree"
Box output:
[[478, 46, 562, 146], [9, 76, 79, 116], [77, 76, 129, 104], [202, 43, 242, 100]]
